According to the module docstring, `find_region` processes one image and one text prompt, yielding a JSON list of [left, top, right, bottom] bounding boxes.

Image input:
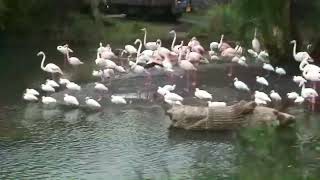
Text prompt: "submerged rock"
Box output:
[[166, 101, 295, 131]]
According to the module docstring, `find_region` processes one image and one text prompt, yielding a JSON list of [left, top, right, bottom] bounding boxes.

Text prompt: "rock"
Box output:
[[166, 101, 295, 131]]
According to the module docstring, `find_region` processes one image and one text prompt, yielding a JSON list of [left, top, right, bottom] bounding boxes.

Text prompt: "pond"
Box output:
[[0, 22, 320, 180]]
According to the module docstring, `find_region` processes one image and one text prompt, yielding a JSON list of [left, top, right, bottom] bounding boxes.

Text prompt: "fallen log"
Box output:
[[166, 101, 295, 131]]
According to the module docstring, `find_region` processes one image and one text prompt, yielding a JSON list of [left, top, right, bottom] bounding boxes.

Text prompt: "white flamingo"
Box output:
[[300, 82, 318, 98], [163, 84, 176, 92], [270, 90, 282, 101], [64, 94, 79, 106], [233, 78, 250, 92], [208, 101, 227, 108], [294, 96, 305, 104], [65, 46, 84, 66], [25, 89, 39, 96], [252, 28, 260, 53], [41, 84, 55, 92], [42, 96, 57, 105], [256, 76, 269, 87], [94, 82, 108, 92], [38, 51, 63, 77], [59, 78, 70, 85], [85, 97, 101, 109], [290, 40, 313, 62], [66, 82, 81, 91], [195, 88, 212, 100], [157, 87, 170, 96], [293, 76, 307, 85], [287, 92, 299, 100], [141, 28, 159, 50], [46, 79, 59, 88], [263, 63, 274, 72], [111, 95, 127, 104], [255, 91, 271, 102], [23, 93, 38, 102], [275, 67, 286, 76], [164, 92, 183, 102]]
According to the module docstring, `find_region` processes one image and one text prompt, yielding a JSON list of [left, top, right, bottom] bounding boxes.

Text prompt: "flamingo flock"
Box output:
[[22, 27, 320, 112]]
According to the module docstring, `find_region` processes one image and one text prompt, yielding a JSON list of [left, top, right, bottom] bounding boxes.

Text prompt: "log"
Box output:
[[166, 101, 295, 131]]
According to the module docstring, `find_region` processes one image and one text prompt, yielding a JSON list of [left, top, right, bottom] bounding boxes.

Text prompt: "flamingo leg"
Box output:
[[185, 71, 190, 93], [311, 81, 316, 112], [227, 64, 234, 77], [191, 70, 197, 88], [64, 55, 67, 68]]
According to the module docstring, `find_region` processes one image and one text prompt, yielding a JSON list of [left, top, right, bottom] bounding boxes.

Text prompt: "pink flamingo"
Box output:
[[178, 47, 197, 92], [218, 34, 232, 52]]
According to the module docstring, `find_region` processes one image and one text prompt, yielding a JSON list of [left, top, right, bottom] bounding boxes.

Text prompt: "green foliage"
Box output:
[[187, 0, 320, 63]]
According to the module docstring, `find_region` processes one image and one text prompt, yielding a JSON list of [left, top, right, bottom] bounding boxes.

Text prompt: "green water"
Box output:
[[0, 29, 320, 180]]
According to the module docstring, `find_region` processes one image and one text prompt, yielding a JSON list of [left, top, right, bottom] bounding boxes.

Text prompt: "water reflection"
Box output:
[[1, 44, 320, 179]]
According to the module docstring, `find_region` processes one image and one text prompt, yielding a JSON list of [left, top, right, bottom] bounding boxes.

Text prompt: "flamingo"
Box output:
[[178, 47, 197, 89], [293, 76, 307, 85], [23, 93, 38, 102], [164, 92, 183, 102], [169, 30, 182, 54], [248, 49, 258, 58], [252, 28, 260, 53], [135, 39, 153, 65], [195, 88, 212, 100], [38, 51, 63, 79], [188, 37, 200, 47], [233, 78, 250, 92], [85, 97, 101, 109], [65, 44, 84, 66], [256, 76, 269, 87], [270, 90, 282, 101], [165, 99, 182, 106], [263, 63, 274, 72], [300, 81, 318, 98], [41, 84, 55, 93], [218, 34, 232, 52], [157, 87, 170, 96], [255, 98, 267, 105], [210, 41, 219, 51], [163, 84, 176, 92], [64, 94, 79, 106], [290, 40, 313, 62], [46, 79, 59, 88], [208, 101, 227, 107], [287, 92, 299, 100], [94, 82, 108, 92], [255, 91, 271, 102], [42, 96, 57, 105], [57, 45, 73, 66], [141, 28, 159, 50], [59, 78, 70, 85], [124, 43, 137, 58], [25, 89, 39, 96], [111, 95, 127, 104], [66, 82, 81, 91], [294, 96, 305, 104], [275, 67, 286, 76]]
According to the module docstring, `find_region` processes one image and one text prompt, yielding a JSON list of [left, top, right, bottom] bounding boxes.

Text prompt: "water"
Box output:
[[1, 36, 320, 180]]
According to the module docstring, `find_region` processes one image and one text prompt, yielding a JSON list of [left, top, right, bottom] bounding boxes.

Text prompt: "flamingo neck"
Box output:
[[137, 40, 142, 57], [40, 53, 46, 70], [293, 41, 297, 57], [299, 60, 308, 71], [171, 32, 176, 51], [66, 47, 70, 60], [143, 30, 147, 46], [219, 35, 224, 49]]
